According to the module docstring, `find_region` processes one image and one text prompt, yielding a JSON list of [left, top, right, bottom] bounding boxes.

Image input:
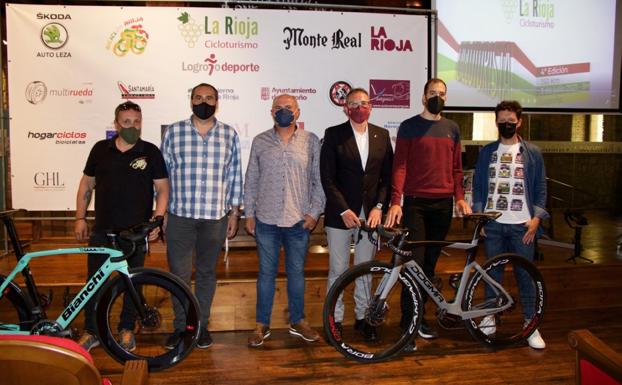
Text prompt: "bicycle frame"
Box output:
[[0, 247, 133, 334], [375, 238, 515, 321]]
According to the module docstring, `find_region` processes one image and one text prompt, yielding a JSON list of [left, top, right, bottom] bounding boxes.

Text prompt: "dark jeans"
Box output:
[[400, 196, 453, 328], [84, 231, 146, 333], [166, 214, 228, 331]]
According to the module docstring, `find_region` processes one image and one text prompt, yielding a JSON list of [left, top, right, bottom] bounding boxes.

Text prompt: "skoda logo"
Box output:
[[25, 81, 48, 104], [41, 22, 68, 49]]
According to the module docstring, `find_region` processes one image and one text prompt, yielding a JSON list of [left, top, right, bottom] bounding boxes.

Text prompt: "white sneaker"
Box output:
[[527, 329, 546, 349], [478, 315, 496, 336]]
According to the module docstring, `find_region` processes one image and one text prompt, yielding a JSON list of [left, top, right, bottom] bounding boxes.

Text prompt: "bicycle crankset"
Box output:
[[436, 309, 462, 330], [31, 319, 73, 337], [139, 306, 162, 330]]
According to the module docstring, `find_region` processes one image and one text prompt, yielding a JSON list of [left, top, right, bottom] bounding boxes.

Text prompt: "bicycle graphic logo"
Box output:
[[108, 24, 149, 57]]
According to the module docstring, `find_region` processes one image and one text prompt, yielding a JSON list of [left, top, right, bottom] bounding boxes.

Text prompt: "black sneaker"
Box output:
[[164, 330, 183, 350], [354, 319, 377, 341], [417, 319, 438, 339], [402, 340, 418, 353], [197, 329, 213, 349]]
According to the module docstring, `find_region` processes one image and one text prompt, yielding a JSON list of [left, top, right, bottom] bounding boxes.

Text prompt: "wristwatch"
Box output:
[[375, 203, 383, 210]]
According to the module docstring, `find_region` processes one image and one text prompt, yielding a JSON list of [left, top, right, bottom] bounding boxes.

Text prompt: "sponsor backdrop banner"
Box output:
[[7, 4, 429, 210]]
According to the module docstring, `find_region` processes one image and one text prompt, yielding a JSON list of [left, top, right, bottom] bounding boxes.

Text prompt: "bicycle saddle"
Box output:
[[466, 212, 502, 223]]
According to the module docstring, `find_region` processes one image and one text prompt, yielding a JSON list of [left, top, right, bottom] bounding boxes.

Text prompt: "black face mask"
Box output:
[[426, 95, 444, 115], [192, 102, 216, 120], [498, 122, 517, 139]]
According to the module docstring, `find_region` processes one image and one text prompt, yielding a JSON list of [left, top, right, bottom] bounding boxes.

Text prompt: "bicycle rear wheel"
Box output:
[[95, 268, 200, 371], [463, 253, 546, 348], [323, 261, 422, 363], [0, 276, 35, 332]]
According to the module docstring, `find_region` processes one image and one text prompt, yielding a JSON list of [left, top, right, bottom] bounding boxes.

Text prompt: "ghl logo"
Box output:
[[33, 171, 65, 191], [371, 26, 413, 52]]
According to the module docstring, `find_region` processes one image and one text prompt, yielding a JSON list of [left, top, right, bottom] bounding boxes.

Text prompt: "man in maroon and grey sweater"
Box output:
[[384, 78, 471, 352]]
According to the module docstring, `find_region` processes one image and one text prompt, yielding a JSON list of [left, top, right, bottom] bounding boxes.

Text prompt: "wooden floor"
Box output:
[[92, 307, 622, 385], [1, 209, 621, 384]]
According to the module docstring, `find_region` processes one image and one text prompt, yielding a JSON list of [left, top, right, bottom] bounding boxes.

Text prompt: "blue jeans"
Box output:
[[483, 220, 536, 320], [255, 219, 310, 325]]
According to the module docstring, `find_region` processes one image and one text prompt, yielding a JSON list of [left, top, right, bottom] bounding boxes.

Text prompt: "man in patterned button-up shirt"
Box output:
[[161, 83, 243, 349], [244, 94, 325, 348]]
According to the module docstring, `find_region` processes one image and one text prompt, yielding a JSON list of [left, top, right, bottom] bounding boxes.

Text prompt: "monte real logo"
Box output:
[[25, 81, 93, 105], [37, 14, 71, 58], [106, 17, 149, 57], [33, 171, 65, 192], [369, 79, 410, 109], [371, 26, 413, 52], [181, 53, 260, 75], [282, 27, 361, 50], [117, 81, 155, 100]]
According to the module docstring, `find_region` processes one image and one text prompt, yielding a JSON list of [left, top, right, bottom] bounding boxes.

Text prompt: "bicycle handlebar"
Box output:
[[119, 216, 164, 243]]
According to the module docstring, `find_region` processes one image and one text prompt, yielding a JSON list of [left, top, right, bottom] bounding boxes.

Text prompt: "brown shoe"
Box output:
[[289, 320, 320, 342], [248, 323, 271, 347]]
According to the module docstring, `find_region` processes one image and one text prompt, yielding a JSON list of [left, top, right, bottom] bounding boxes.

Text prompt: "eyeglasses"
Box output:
[[115, 101, 141, 113], [347, 101, 371, 108]]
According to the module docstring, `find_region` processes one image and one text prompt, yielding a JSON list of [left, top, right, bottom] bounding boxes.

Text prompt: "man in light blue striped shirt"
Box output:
[[161, 83, 243, 349]]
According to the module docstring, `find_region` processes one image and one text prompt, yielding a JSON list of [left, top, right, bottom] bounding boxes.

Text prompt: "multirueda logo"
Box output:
[[106, 17, 149, 57], [370, 26, 413, 52], [25, 81, 93, 104], [25, 81, 47, 104]]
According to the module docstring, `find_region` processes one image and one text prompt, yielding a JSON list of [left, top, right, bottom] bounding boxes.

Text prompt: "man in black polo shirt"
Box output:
[[74, 101, 169, 352]]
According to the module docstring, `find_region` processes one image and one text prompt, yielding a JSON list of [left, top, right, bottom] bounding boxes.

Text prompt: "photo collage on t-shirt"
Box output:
[[487, 149, 524, 212]]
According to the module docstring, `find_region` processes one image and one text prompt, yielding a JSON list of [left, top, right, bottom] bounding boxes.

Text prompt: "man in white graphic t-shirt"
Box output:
[[471, 100, 549, 350]]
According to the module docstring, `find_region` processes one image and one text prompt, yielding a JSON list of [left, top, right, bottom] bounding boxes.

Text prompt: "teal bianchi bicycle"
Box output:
[[0, 210, 200, 371]]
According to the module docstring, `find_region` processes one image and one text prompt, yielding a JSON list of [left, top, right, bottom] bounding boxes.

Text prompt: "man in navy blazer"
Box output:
[[320, 88, 393, 340]]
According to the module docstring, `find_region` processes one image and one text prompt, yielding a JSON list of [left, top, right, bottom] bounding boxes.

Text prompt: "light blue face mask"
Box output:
[[274, 109, 295, 128]]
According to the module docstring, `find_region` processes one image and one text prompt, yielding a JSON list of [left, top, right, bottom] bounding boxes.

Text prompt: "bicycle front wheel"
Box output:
[[0, 276, 35, 332], [463, 253, 546, 348], [95, 268, 200, 371], [323, 261, 422, 363]]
